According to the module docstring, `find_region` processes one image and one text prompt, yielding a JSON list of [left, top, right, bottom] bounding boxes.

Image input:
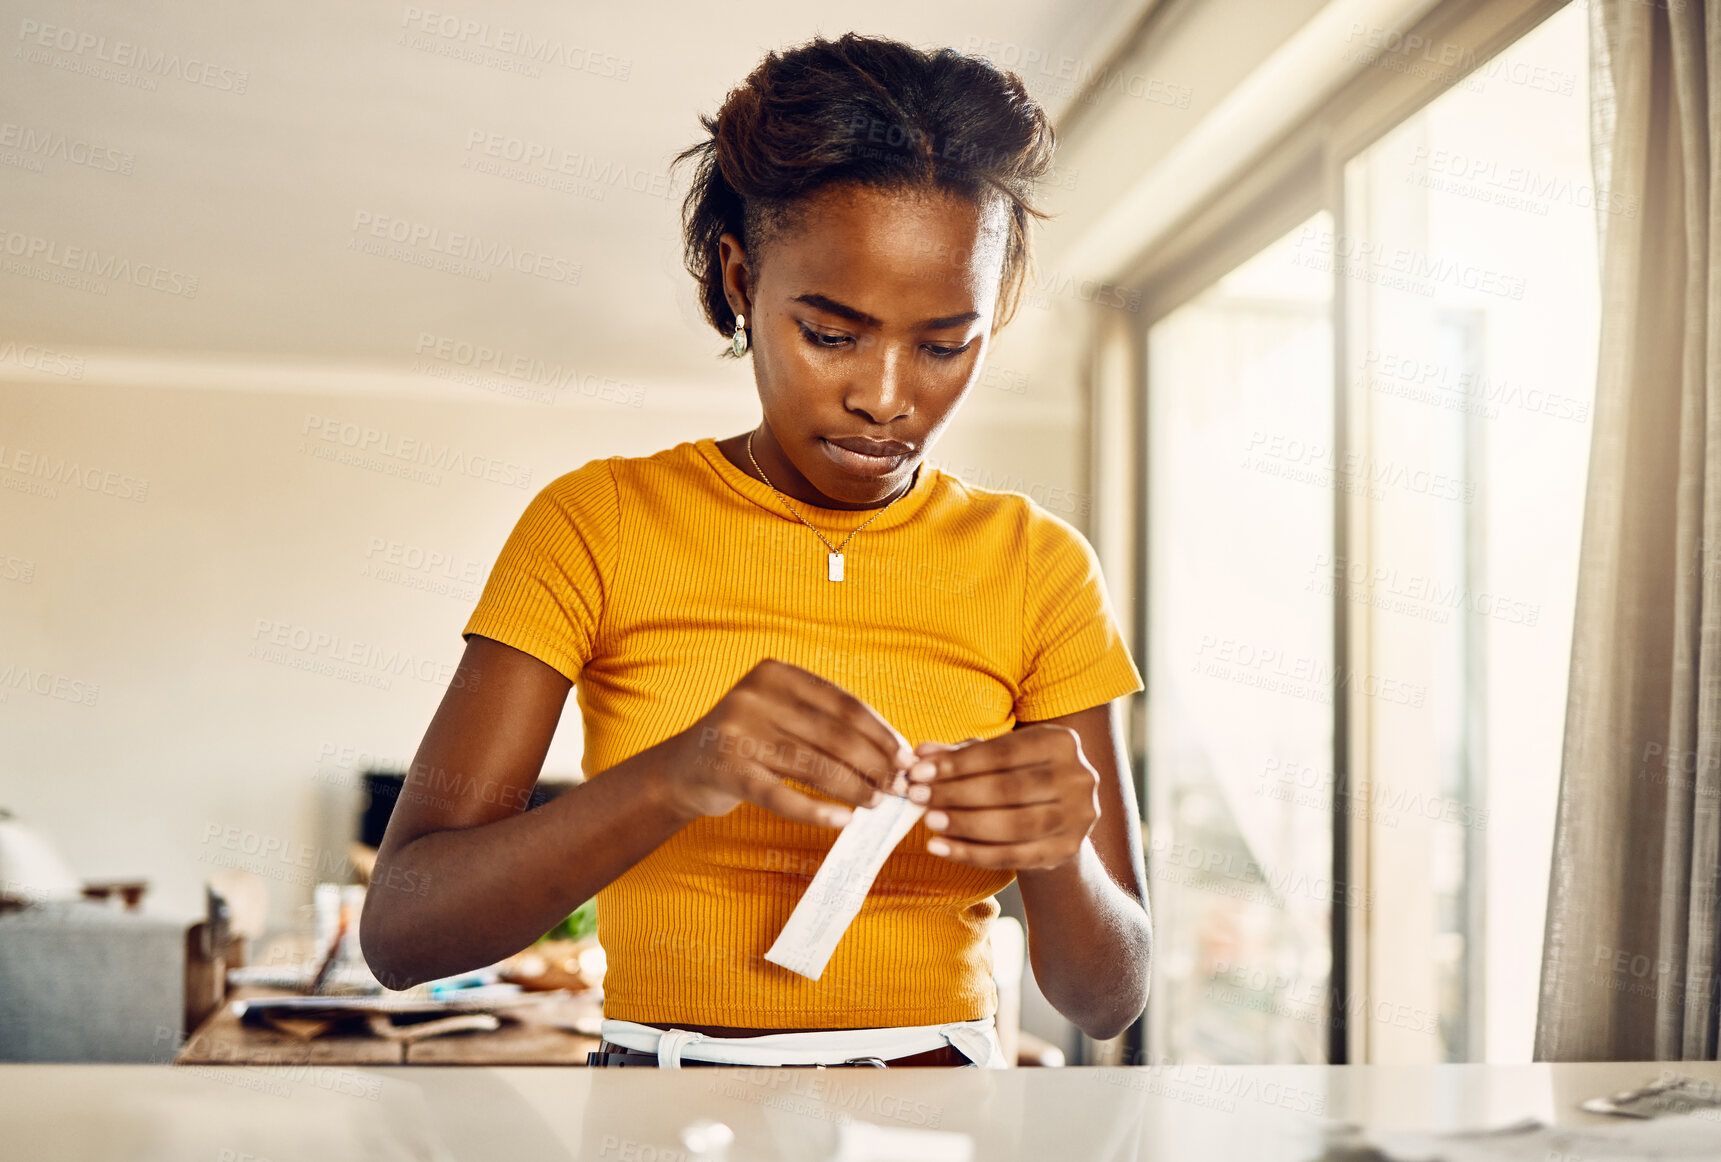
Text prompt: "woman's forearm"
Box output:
[[360, 736, 694, 990], [1015, 839, 1153, 1041]]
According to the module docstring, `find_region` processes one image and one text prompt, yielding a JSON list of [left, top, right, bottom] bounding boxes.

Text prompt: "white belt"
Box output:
[[599, 1017, 1007, 1069]]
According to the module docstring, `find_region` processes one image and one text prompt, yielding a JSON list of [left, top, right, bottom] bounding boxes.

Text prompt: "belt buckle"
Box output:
[[842, 1056, 889, 1068]]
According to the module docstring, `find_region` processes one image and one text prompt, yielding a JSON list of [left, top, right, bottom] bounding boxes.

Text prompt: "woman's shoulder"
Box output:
[[930, 463, 1092, 547], [535, 440, 703, 500]]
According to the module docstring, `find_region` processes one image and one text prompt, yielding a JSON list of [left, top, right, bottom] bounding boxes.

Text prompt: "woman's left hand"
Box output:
[[903, 727, 1101, 871]]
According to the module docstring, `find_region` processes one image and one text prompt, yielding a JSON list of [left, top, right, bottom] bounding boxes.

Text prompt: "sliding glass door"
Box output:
[[1145, 216, 1336, 1064], [1137, 0, 1596, 1065]]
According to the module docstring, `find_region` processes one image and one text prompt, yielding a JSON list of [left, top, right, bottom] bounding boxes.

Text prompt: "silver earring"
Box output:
[[731, 313, 748, 356]]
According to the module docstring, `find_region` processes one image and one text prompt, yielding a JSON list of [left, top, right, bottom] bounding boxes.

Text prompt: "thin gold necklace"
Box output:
[[745, 430, 913, 582]]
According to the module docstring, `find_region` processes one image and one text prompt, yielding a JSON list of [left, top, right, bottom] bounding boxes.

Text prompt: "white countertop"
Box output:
[[6, 1061, 1721, 1161]]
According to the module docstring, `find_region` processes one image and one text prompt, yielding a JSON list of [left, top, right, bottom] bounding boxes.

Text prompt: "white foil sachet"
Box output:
[[764, 794, 926, 980]]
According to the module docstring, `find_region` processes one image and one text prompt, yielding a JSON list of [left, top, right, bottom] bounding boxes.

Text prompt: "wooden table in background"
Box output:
[[174, 985, 602, 1066]]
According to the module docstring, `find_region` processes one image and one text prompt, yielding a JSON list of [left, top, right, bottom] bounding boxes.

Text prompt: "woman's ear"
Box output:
[[717, 231, 753, 320]]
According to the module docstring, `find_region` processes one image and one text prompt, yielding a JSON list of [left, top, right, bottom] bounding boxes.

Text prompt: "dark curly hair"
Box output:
[[672, 32, 1057, 357]]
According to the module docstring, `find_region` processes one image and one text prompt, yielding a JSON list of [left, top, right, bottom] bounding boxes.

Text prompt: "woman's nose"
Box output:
[[844, 340, 912, 422]]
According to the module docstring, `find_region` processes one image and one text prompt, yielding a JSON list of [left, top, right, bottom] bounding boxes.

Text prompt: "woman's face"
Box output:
[[719, 182, 1008, 509]]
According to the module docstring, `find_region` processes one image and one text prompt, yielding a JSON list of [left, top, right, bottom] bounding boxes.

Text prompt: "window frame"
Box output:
[[1099, 0, 1576, 1066]]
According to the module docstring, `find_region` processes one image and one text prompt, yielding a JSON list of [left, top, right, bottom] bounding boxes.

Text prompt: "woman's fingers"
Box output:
[[751, 779, 855, 830], [907, 725, 1079, 783], [752, 701, 904, 807], [773, 707, 906, 802], [924, 834, 1079, 871], [682, 727, 860, 826], [904, 726, 1100, 870], [925, 801, 1070, 845], [923, 797, 1092, 869], [913, 737, 979, 755], [913, 767, 1061, 808], [748, 663, 914, 798], [763, 660, 916, 771], [692, 719, 882, 811], [684, 660, 918, 821]]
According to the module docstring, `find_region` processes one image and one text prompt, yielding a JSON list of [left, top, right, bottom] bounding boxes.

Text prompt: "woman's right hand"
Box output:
[[659, 658, 918, 828]]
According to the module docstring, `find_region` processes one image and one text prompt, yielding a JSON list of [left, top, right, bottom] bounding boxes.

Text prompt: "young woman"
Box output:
[[360, 31, 1151, 1069]]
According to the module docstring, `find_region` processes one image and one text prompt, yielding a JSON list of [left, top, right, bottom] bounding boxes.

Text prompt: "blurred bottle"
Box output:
[[313, 882, 341, 961]]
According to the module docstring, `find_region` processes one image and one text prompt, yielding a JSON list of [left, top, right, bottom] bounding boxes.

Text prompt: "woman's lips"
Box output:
[[819, 437, 910, 477]]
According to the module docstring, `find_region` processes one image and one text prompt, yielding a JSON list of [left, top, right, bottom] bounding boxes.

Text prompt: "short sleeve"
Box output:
[[1015, 507, 1144, 722], [461, 458, 619, 684]]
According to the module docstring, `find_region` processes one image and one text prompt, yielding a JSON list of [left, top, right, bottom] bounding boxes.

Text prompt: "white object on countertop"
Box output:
[[763, 794, 925, 980], [205, 869, 268, 939], [836, 1120, 975, 1162], [336, 884, 367, 973], [680, 1118, 734, 1156], [1331, 1111, 1721, 1160], [313, 882, 341, 956]]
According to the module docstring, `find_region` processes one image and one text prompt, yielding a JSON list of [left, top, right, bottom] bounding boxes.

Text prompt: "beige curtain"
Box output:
[[1536, 0, 1721, 1061]]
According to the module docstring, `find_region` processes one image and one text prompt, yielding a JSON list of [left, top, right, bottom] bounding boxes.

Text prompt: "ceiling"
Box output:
[[1, 0, 1147, 390]]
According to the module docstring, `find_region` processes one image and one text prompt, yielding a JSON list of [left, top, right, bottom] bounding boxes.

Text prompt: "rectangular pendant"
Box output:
[[828, 552, 844, 582]]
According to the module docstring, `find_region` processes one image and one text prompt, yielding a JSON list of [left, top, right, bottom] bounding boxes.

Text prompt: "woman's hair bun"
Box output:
[[672, 32, 1057, 355]]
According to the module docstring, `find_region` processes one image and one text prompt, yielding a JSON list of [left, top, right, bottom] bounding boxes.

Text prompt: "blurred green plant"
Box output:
[[541, 898, 597, 943]]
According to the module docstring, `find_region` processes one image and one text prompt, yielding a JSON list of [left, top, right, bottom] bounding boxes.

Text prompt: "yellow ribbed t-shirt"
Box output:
[[461, 436, 1143, 1027]]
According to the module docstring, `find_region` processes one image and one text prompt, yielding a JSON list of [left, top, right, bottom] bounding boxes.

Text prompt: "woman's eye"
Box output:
[[797, 325, 971, 359], [924, 343, 974, 360], [799, 325, 850, 349]]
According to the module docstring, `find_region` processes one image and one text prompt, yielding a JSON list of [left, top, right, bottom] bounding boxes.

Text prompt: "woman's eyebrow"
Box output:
[[791, 292, 980, 330]]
